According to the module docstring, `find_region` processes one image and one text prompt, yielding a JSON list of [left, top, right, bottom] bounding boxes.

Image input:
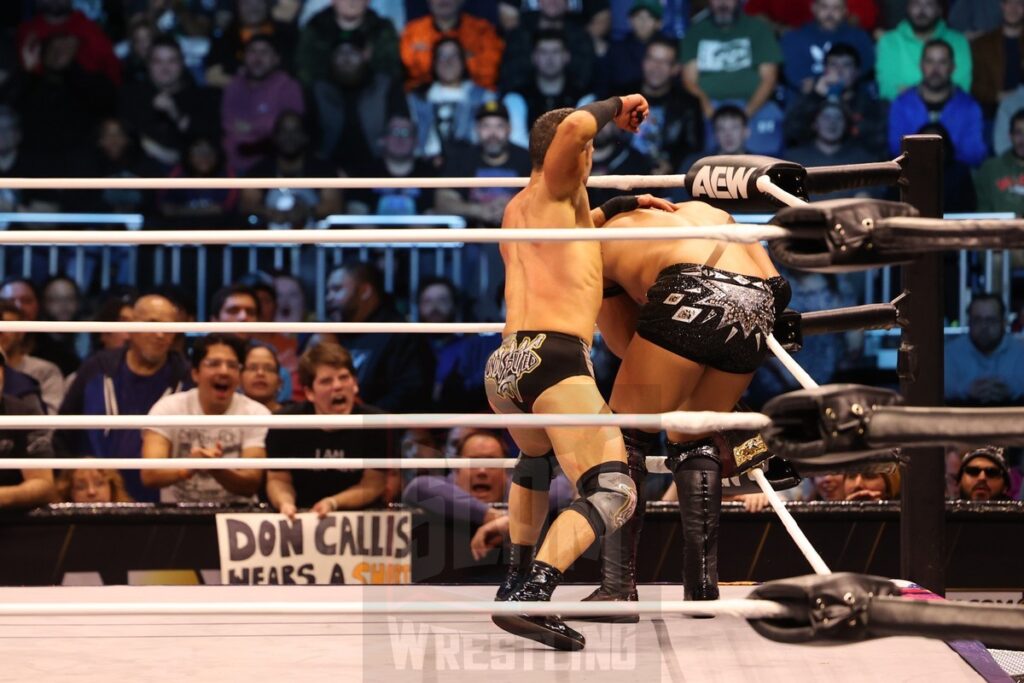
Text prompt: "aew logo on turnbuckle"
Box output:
[[689, 165, 757, 200], [485, 334, 546, 403]]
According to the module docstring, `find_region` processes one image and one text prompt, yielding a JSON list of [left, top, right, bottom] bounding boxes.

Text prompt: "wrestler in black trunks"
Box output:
[[636, 264, 791, 372], [484, 331, 595, 413]]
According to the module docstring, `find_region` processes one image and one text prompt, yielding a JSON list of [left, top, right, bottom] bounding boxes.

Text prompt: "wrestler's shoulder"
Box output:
[[670, 200, 734, 225]]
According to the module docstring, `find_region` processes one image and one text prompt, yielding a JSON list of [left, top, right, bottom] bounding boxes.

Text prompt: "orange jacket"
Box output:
[[400, 13, 504, 91]]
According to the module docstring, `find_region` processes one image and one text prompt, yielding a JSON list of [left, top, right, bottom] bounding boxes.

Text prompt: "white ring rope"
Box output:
[[0, 410, 770, 433], [751, 468, 832, 576], [0, 174, 685, 191], [0, 321, 507, 334], [0, 225, 795, 246], [767, 334, 820, 391], [0, 598, 795, 620], [0, 456, 667, 471]]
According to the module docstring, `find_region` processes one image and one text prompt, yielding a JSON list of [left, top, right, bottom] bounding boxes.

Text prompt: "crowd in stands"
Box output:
[[1, 0, 1023, 554]]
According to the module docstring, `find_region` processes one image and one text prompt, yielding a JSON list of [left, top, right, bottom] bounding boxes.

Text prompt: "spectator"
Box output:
[[0, 108, 31, 213], [507, 31, 592, 129], [17, 0, 121, 86], [784, 43, 888, 158], [681, 0, 784, 155], [500, 0, 596, 93], [744, 0, 878, 32], [785, 101, 881, 198], [888, 39, 986, 167], [844, 469, 900, 500], [325, 262, 435, 412], [957, 446, 1013, 500], [434, 101, 531, 227], [918, 121, 978, 212], [296, 0, 400, 87], [950, 0, 1004, 40], [0, 301, 65, 414], [56, 465, 133, 503], [121, 16, 157, 85], [240, 341, 284, 413], [312, 32, 407, 168], [779, 0, 875, 104], [811, 473, 846, 501], [631, 36, 704, 175], [17, 32, 117, 167], [70, 118, 160, 216], [157, 134, 239, 227], [273, 272, 307, 323], [946, 294, 1024, 404], [975, 109, 1024, 214], [875, 0, 972, 101], [604, 0, 663, 95], [209, 284, 259, 338], [266, 342, 391, 517], [221, 34, 304, 175], [408, 38, 496, 159], [345, 115, 438, 215], [118, 35, 221, 169], [56, 293, 189, 503], [89, 293, 135, 357], [970, 0, 1024, 118], [40, 276, 85, 369], [141, 333, 267, 503], [0, 278, 79, 376], [205, 0, 298, 88], [0, 352, 56, 510], [400, 0, 504, 92], [238, 111, 343, 228], [678, 104, 750, 180]]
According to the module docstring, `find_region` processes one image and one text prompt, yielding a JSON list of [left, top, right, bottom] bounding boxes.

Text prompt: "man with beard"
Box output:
[[435, 101, 532, 227], [239, 111, 342, 228], [956, 447, 1014, 501], [221, 35, 304, 174], [324, 262, 435, 412], [266, 342, 391, 517], [142, 334, 268, 504], [946, 294, 1024, 405], [57, 294, 190, 503], [313, 32, 407, 171], [876, 0, 971, 100], [784, 101, 880, 199], [887, 39, 985, 166]]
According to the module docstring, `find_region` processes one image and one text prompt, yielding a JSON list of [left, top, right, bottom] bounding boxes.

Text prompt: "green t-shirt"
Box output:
[[680, 14, 781, 102]]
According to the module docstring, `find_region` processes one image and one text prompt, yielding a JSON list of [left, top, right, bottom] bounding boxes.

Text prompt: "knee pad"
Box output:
[[665, 437, 721, 474], [511, 450, 557, 491], [622, 428, 659, 475], [568, 461, 637, 537]]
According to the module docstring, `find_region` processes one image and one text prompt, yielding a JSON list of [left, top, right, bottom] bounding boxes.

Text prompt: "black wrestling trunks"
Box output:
[[484, 331, 595, 413], [636, 264, 777, 374]]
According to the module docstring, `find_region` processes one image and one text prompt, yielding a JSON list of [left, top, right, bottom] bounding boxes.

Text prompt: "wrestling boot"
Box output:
[[492, 561, 585, 651], [576, 429, 657, 622], [495, 543, 534, 601], [668, 437, 722, 610]]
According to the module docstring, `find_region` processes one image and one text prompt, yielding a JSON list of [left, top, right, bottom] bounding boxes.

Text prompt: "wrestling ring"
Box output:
[[1, 134, 1023, 681]]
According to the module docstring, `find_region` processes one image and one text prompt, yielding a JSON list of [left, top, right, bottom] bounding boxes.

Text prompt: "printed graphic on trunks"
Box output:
[[485, 334, 546, 404], [667, 271, 773, 348]]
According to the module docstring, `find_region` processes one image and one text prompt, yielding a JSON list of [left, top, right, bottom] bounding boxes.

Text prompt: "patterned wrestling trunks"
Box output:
[[484, 331, 594, 413]]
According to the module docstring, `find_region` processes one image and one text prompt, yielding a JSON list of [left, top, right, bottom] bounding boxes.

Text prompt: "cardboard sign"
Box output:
[[216, 511, 412, 585]]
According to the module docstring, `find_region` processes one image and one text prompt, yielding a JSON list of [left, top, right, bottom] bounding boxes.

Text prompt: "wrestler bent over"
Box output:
[[483, 95, 670, 651]]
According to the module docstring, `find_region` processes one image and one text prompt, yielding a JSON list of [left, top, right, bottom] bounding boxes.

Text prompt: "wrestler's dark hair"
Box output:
[[825, 42, 861, 69], [529, 107, 574, 170], [191, 333, 247, 369], [298, 341, 355, 388], [968, 292, 1006, 319], [210, 284, 258, 319], [711, 103, 748, 126]]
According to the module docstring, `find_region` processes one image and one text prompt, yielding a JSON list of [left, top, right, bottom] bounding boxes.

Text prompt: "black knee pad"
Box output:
[[568, 461, 637, 537], [622, 428, 659, 475], [511, 449, 557, 491], [665, 437, 721, 474]]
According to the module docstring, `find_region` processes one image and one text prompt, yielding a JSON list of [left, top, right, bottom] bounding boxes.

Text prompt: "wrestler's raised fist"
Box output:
[[614, 94, 649, 133]]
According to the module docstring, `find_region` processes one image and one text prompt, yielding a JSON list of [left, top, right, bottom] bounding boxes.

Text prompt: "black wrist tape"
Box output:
[[579, 97, 622, 130], [599, 195, 639, 222]]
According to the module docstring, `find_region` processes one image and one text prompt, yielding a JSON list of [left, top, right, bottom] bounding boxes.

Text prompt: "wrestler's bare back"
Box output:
[[601, 201, 779, 302], [501, 181, 603, 341]]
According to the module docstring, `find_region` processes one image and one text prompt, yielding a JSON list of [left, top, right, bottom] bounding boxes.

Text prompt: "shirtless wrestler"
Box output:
[[482, 96, 670, 651], [591, 199, 790, 608]]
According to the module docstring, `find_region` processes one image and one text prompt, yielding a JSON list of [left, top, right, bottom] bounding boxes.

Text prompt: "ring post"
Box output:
[[898, 134, 946, 594]]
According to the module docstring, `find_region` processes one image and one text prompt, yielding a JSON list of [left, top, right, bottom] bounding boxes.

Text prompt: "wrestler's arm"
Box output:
[[543, 110, 605, 200], [597, 289, 639, 359]]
